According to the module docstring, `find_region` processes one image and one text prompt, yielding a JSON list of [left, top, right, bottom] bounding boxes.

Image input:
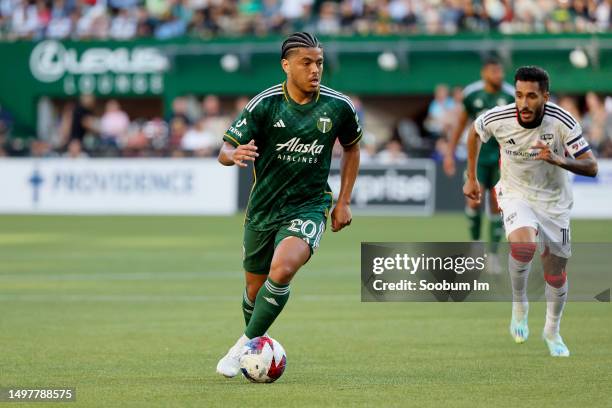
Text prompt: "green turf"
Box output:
[[0, 215, 610, 407]]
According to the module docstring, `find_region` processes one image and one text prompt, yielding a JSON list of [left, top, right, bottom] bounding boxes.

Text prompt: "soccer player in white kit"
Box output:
[[463, 66, 598, 357]]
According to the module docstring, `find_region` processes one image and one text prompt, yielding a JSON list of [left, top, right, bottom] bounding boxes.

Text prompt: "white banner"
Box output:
[[0, 158, 236, 215], [571, 159, 612, 219]]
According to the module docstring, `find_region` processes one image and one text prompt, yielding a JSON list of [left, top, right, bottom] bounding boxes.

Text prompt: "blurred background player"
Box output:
[[464, 66, 598, 357], [215, 32, 361, 378], [444, 58, 515, 274]]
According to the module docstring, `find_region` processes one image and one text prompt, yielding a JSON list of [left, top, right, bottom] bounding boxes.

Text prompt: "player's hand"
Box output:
[[331, 202, 352, 232], [463, 178, 481, 203], [443, 153, 456, 176], [532, 140, 564, 166], [231, 140, 258, 168]]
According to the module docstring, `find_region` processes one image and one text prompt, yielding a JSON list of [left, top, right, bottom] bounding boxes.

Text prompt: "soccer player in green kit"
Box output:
[[443, 58, 514, 273], [216, 32, 361, 378]]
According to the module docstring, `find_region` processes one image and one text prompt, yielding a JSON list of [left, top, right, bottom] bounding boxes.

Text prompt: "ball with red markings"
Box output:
[[239, 336, 287, 383]]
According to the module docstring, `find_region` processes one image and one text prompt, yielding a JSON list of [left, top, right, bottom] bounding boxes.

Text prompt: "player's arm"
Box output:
[[218, 140, 258, 167], [443, 109, 469, 176], [332, 105, 362, 232], [463, 124, 482, 203], [218, 105, 260, 167], [332, 142, 360, 232], [533, 121, 598, 177], [532, 141, 598, 177]]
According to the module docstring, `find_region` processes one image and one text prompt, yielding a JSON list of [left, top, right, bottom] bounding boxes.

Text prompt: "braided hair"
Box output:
[[281, 32, 321, 59]]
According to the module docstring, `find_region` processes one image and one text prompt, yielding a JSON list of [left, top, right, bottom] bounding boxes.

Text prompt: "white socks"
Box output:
[[544, 281, 568, 336], [508, 253, 531, 320]]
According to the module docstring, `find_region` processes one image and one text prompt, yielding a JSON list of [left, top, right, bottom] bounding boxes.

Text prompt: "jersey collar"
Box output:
[[282, 81, 320, 111]]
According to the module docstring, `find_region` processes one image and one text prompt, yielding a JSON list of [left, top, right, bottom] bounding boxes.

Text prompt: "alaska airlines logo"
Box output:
[[275, 137, 324, 155]]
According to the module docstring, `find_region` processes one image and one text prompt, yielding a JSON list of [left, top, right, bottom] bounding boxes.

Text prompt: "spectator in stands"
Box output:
[[181, 117, 217, 156], [583, 91, 612, 153], [0, 103, 14, 138], [424, 84, 455, 139], [376, 137, 409, 165], [100, 99, 130, 151], [168, 115, 189, 155], [109, 6, 137, 39], [11, 0, 40, 38], [46, 0, 72, 38], [66, 94, 97, 151], [64, 138, 89, 158], [168, 96, 192, 126], [199, 94, 230, 151]]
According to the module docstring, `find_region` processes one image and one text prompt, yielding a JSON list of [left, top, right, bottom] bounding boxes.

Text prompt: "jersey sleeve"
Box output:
[[473, 111, 493, 143], [337, 104, 363, 147], [223, 105, 261, 147], [562, 121, 590, 158]]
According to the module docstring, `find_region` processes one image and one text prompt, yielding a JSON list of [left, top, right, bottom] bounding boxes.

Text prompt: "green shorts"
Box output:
[[243, 211, 327, 274], [470, 162, 500, 190]]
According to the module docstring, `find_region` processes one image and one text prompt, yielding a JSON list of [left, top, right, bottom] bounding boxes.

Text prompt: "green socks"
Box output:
[[466, 206, 482, 241], [245, 277, 290, 339], [242, 288, 255, 326], [489, 214, 504, 253]]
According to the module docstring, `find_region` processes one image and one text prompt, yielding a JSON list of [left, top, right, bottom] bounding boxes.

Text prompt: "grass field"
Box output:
[[1, 214, 611, 407]]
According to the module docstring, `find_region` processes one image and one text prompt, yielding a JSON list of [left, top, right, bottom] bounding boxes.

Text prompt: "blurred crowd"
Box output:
[[1, 87, 611, 161], [0, 0, 610, 40], [0, 94, 249, 158]]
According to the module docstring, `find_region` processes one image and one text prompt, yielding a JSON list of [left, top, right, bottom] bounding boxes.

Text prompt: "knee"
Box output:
[[510, 242, 537, 262], [245, 281, 263, 301], [544, 270, 567, 288], [269, 261, 296, 284]]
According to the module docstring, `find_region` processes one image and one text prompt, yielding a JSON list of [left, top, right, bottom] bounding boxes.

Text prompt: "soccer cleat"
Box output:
[[485, 253, 502, 275], [216, 335, 249, 378], [543, 332, 570, 357], [510, 311, 529, 343]]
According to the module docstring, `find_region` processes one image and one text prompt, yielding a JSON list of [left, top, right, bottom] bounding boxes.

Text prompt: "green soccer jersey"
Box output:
[[223, 82, 363, 231], [463, 81, 515, 165]]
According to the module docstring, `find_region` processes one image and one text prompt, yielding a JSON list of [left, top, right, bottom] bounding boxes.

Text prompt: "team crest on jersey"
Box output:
[[540, 133, 554, 144], [497, 98, 509, 106], [317, 116, 332, 133], [474, 99, 483, 108]]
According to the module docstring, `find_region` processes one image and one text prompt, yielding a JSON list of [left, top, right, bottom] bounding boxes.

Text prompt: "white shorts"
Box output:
[[498, 197, 571, 258]]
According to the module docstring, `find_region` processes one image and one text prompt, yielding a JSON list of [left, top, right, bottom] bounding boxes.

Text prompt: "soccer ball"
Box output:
[[239, 336, 286, 383]]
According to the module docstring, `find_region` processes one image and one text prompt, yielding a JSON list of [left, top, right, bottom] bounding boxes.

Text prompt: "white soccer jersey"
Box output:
[[474, 102, 590, 216]]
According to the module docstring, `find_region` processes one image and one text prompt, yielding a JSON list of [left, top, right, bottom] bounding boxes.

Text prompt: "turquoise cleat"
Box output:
[[510, 312, 529, 344], [543, 332, 570, 357]]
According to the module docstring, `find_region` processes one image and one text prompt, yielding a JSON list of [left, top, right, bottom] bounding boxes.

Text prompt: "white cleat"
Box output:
[[216, 335, 249, 378], [510, 312, 529, 344], [485, 253, 502, 275], [543, 332, 570, 357]]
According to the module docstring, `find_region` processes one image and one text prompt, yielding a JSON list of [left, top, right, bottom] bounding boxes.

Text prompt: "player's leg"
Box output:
[[245, 213, 325, 339], [486, 165, 504, 273], [507, 226, 537, 343], [500, 198, 539, 343], [244, 236, 311, 339], [539, 215, 571, 357], [540, 250, 570, 356], [216, 227, 275, 378], [465, 188, 483, 241], [243, 272, 267, 326]]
